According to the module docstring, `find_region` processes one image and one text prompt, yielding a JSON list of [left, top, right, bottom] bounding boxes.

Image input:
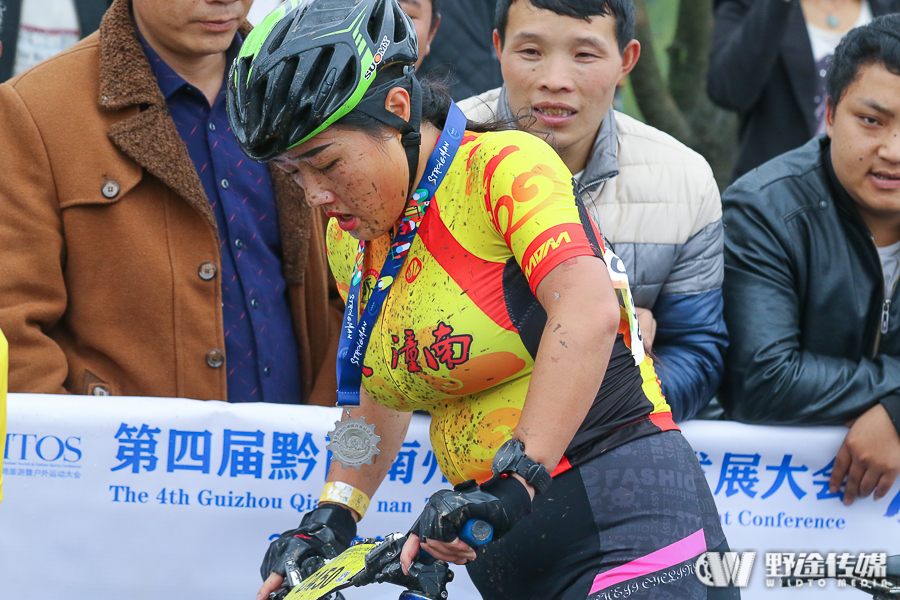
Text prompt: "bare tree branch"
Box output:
[[628, 0, 738, 188], [629, 0, 693, 145], [668, 0, 713, 114]]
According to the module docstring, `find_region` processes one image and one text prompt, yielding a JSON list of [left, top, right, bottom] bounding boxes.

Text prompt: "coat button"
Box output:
[[102, 180, 120, 199], [92, 385, 110, 396], [262, 366, 271, 377], [206, 349, 225, 368], [250, 298, 260, 309], [198, 262, 217, 280]]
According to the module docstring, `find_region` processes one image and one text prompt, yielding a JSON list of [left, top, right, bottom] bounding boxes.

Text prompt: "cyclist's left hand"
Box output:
[[830, 403, 900, 504], [400, 532, 476, 572]]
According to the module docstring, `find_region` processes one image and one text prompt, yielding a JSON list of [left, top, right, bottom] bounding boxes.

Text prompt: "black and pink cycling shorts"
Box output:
[[467, 430, 738, 600]]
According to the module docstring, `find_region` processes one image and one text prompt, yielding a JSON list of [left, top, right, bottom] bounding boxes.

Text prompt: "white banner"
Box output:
[[0, 394, 479, 600], [1, 395, 898, 600], [680, 420, 899, 598]]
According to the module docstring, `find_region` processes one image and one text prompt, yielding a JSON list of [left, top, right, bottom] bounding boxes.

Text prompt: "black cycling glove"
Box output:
[[261, 504, 358, 581], [409, 475, 532, 544]]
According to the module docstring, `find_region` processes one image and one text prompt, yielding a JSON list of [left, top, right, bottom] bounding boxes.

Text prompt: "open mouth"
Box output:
[[326, 211, 358, 230], [870, 170, 900, 190], [873, 172, 900, 181], [534, 107, 575, 118]]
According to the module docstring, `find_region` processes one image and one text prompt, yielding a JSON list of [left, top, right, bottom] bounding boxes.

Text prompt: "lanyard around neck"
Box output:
[[335, 102, 467, 407]]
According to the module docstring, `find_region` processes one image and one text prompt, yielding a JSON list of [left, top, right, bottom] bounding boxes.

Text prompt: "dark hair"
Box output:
[[826, 14, 900, 107], [335, 66, 522, 138], [494, 0, 635, 54]]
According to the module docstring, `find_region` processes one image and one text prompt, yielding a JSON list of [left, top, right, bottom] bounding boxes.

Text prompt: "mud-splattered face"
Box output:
[[274, 127, 410, 240]]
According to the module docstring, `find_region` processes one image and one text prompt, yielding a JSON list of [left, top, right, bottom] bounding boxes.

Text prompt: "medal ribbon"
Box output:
[[336, 102, 467, 406]]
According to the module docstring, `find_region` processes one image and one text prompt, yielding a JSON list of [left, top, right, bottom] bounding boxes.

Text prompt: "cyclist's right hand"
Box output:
[[256, 505, 358, 600]]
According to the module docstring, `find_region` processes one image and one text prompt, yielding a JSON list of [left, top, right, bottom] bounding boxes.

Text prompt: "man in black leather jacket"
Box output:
[[722, 15, 900, 506]]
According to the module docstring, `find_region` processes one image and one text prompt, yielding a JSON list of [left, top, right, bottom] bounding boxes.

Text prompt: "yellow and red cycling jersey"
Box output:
[[327, 129, 675, 485]]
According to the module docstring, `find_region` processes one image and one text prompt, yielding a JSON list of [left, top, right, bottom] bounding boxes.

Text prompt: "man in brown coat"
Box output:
[[0, 0, 340, 405]]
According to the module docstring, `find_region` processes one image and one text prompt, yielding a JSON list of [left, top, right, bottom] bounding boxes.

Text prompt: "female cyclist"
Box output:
[[228, 1, 734, 598]]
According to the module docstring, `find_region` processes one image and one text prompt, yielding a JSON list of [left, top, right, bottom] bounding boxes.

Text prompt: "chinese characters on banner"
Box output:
[[102, 422, 448, 486]]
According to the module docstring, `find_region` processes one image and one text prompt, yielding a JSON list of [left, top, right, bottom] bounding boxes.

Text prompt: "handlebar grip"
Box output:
[[458, 519, 493, 547], [417, 519, 494, 564]]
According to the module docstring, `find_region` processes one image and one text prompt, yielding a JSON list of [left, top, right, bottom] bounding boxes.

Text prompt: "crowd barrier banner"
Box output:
[[1, 394, 898, 600]]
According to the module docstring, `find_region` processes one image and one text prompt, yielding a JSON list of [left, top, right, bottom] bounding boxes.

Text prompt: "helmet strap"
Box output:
[[353, 67, 423, 197]]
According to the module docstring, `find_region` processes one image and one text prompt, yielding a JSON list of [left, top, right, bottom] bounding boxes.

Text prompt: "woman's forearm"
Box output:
[[513, 256, 621, 470], [322, 388, 413, 519]]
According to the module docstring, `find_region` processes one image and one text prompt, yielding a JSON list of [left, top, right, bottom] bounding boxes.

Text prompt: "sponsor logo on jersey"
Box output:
[[524, 232, 571, 278]]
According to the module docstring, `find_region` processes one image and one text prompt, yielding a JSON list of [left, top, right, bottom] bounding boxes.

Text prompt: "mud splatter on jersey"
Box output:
[[327, 129, 675, 485]]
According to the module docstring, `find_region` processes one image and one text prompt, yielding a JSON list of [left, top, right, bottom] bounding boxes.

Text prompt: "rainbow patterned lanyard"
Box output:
[[336, 103, 466, 406]]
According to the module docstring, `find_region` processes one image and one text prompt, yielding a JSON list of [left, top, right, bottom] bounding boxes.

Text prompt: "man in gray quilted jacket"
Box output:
[[460, 0, 727, 421]]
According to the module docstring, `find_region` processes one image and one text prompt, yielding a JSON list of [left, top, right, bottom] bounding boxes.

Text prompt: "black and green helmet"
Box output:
[[227, 0, 420, 162]]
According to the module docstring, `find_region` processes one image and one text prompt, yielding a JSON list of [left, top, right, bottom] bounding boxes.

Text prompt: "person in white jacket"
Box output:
[[459, 0, 728, 422]]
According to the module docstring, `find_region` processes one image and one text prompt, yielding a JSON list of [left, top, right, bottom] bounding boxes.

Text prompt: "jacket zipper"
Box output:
[[575, 173, 615, 198], [871, 236, 900, 357]]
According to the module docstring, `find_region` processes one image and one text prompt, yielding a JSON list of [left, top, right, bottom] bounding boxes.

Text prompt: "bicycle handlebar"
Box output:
[[269, 520, 494, 600], [417, 518, 493, 565]]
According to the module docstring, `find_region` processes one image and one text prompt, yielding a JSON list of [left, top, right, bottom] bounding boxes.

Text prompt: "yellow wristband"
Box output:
[[320, 482, 371, 519]]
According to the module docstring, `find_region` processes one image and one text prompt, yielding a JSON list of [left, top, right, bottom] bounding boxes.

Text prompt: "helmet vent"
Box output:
[[315, 68, 337, 112], [264, 57, 298, 129], [392, 3, 407, 42], [335, 61, 357, 97], [267, 18, 292, 53], [308, 46, 335, 97], [367, 0, 387, 40]]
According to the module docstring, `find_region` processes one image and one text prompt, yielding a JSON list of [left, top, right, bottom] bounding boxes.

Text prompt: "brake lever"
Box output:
[[266, 559, 302, 600], [350, 533, 454, 600]]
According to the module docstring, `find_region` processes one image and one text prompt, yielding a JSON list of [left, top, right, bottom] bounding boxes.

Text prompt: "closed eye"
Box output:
[[275, 162, 299, 175], [323, 159, 340, 172]]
